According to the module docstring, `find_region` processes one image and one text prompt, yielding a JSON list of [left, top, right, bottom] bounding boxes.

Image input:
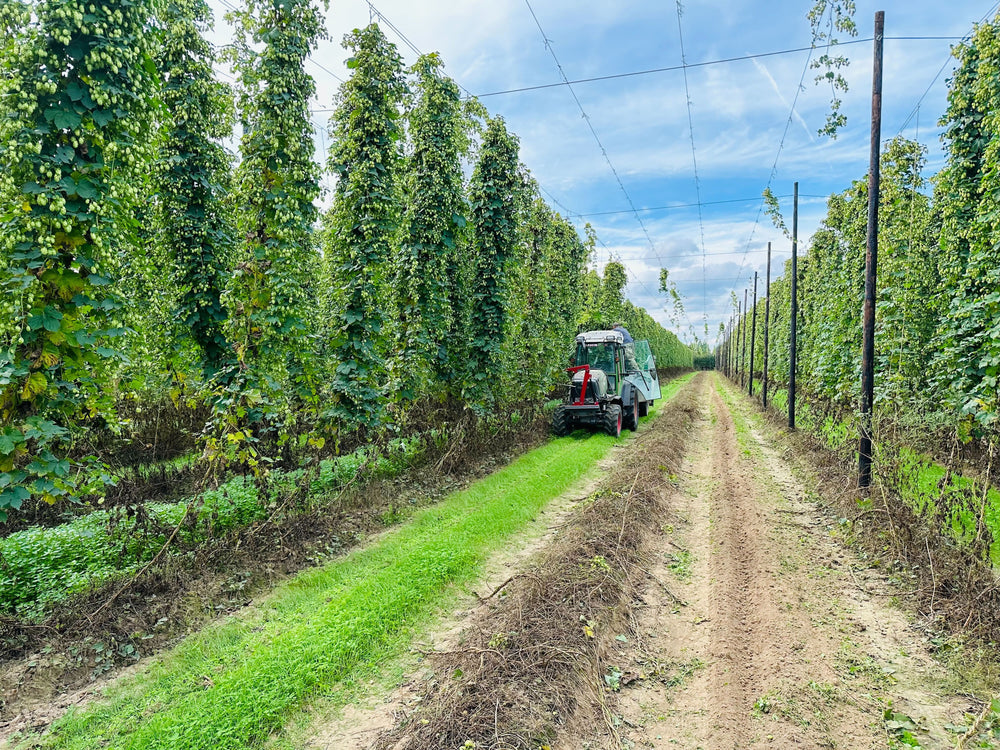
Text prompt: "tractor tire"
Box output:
[[638, 398, 649, 418], [623, 398, 639, 432], [604, 404, 623, 438], [552, 406, 571, 437]]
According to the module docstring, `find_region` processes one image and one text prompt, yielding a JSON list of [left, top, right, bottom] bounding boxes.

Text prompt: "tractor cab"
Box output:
[[553, 330, 662, 437], [572, 330, 625, 397]]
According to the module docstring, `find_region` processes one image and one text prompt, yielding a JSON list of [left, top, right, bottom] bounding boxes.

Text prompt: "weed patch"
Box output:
[[17, 412, 623, 749], [0, 439, 423, 622]]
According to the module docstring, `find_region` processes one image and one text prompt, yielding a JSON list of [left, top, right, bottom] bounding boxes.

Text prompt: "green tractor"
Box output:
[[552, 330, 662, 437]]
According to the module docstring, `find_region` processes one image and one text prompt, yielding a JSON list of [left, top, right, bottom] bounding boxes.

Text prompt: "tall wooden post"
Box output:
[[749, 272, 758, 396], [720, 325, 726, 376], [735, 303, 741, 382], [740, 289, 748, 389], [859, 10, 885, 488], [727, 318, 733, 377], [762, 242, 772, 408], [722, 321, 726, 376], [789, 182, 798, 429], [730, 315, 735, 378]]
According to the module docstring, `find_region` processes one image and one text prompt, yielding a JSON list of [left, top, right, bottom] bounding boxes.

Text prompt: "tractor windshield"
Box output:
[[574, 342, 617, 373]]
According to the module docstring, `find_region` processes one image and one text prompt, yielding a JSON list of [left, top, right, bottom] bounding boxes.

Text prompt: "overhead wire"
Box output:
[[576, 193, 825, 217], [206, 0, 974, 334], [674, 0, 709, 332], [471, 36, 959, 99], [537, 185, 581, 221], [521, 0, 665, 282], [728, 37, 816, 295], [895, 0, 1000, 135]]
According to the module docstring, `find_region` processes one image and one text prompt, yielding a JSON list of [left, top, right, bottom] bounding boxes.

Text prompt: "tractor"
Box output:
[[552, 329, 662, 437]]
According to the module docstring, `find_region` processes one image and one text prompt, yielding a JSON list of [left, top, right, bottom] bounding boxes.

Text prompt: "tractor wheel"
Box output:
[[604, 404, 623, 438], [638, 398, 649, 418], [552, 406, 571, 437], [623, 398, 639, 432]]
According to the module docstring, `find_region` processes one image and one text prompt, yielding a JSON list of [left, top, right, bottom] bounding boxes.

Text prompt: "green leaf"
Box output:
[[51, 109, 83, 130], [0, 486, 30, 509], [0, 429, 25, 455], [92, 109, 115, 127], [75, 178, 99, 200]]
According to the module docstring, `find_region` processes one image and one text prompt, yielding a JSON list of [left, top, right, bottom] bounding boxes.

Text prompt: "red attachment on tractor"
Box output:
[[566, 364, 591, 406]]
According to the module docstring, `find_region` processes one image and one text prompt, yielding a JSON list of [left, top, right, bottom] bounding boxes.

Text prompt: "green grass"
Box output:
[[1, 437, 424, 621], [727, 378, 1000, 564], [895, 447, 1000, 564], [21, 377, 692, 750]]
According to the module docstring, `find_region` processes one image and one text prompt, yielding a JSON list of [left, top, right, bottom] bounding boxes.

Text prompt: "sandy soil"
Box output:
[[561, 375, 981, 749]]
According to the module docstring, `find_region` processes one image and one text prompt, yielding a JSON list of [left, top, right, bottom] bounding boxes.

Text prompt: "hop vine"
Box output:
[[324, 23, 406, 429], [157, 0, 235, 378], [227, 0, 325, 373], [0, 0, 157, 517], [808, 0, 858, 139]]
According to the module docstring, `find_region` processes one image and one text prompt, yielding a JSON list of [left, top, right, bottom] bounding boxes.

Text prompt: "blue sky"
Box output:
[[207, 0, 998, 344]]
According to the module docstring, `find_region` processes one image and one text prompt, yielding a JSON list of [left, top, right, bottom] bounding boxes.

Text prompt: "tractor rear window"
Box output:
[[633, 340, 655, 371]]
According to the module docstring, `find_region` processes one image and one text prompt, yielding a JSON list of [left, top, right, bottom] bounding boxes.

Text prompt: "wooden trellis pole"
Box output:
[[860, 10, 885, 488]]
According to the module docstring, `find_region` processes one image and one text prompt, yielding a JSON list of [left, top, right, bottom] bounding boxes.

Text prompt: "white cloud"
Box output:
[[204, 0, 988, 341]]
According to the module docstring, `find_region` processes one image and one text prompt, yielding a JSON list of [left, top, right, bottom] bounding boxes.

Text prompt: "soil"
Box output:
[[562, 376, 984, 749], [303, 373, 994, 750], [4, 373, 997, 749]]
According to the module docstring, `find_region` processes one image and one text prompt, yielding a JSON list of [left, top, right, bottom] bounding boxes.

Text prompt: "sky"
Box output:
[[206, 0, 1000, 345]]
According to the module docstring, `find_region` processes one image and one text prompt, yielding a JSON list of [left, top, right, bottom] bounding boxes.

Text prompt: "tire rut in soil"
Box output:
[[705, 385, 769, 745], [602, 376, 923, 750]]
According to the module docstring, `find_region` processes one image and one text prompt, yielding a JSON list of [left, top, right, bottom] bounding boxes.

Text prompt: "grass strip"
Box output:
[[759, 383, 1000, 563], [1, 437, 424, 621], [371, 374, 701, 749], [28, 376, 691, 750]]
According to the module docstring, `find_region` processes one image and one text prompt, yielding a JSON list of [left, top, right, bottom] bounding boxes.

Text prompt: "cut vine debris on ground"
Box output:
[[560, 374, 999, 750], [295, 373, 1000, 750], [295, 373, 703, 750], [0, 375, 692, 750]]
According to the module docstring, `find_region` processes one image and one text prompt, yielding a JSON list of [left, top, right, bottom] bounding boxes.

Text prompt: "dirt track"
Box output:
[[7, 373, 993, 749], [564, 374, 980, 749], [329, 372, 988, 750]]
